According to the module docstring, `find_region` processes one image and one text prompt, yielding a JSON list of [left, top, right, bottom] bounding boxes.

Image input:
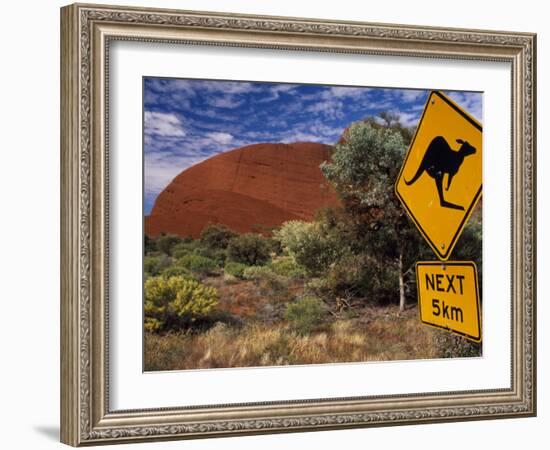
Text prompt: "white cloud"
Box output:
[[244, 130, 278, 140], [206, 95, 244, 109], [327, 86, 369, 98], [144, 152, 202, 196], [206, 132, 234, 145], [149, 78, 196, 96], [196, 80, 261, 95], [144, 131, 246, 197], [307, 121, 344, 139], [194, 107, 240, 122], [256, 84, 297, 103], [396, 111, 422, 127], [372, 110, 421, 128], [446, 92, 483, 122], [399, 89, 427, 103], [280, 131, 325, 143], [306, 99, 345, 120], [144, 111, 186, 137]]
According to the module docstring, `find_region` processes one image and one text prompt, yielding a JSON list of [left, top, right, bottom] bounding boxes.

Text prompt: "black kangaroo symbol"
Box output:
[[405, 136, 476, 211]]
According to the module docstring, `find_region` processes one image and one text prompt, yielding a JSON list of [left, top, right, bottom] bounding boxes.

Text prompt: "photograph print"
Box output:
[[142, 77, 483, 372]]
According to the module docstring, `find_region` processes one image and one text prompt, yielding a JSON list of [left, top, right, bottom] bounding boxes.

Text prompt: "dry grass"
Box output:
[[144, 306, 438, 371]]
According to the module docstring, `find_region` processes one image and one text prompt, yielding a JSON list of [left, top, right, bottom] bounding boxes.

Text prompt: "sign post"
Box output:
[[395, 91, 483, 342]]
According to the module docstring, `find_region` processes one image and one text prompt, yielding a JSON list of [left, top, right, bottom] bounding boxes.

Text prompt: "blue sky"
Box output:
[[144, 77, 482, 214]]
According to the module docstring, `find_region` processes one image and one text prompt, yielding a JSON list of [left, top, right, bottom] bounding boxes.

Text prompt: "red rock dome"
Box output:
[[145, 142, 339, 238]]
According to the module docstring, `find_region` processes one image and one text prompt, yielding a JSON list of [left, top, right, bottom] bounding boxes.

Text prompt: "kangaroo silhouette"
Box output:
[[405, 136, 476, 211]]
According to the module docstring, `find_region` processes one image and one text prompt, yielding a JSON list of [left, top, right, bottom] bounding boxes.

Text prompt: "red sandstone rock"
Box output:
[[145, 142, 339, 238]]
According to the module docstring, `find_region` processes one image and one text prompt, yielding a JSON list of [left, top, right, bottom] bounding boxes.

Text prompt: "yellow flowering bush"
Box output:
[[144, 276, 218, 332]]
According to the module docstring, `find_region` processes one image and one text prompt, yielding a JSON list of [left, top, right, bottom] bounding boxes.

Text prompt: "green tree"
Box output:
[[200, 223, 238, 250], [226, 233, 271, 266], [156, 233, 183, 256], [321, 118, 427, 311], [452, 214, 483, 295], [274, 220, 345, 276]]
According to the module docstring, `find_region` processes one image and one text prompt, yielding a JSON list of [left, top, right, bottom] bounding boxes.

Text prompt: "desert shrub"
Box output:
[[302, 253, 399, 306], [274, 220, 344, 276], [144, 234, 157, 254], [274, 220, 314, 256], [171, 238, 227, 267], [160, 265, 195, 279], [285, 296, 324, 335], [226, 233, 271, 266], [224, 261, 249, 278], [242, 266, 286, 295], [453, 218, 483, 292], [456, 217, 482, 262], [193, 246, 227, 266], [434, 331, 482, 358], [321, 254, 372, 298], [144, 255, 171, 278], [200, 223, 238, 250], [326, 254, 399, 304], [156, 234, 183, 256], [171, 240, 201, 259], [178, 254, 219, 276], [144, 276, 218, 332], [242, 265, 273, 280], [144, 256, 159, 276], [268, 256, 306, 279]]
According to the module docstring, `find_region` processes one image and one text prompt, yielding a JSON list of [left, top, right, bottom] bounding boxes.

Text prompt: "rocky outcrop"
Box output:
[[145, 142, 339, 237]]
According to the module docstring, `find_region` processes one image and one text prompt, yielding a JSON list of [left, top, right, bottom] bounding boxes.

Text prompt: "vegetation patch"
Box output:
[[143, 114, 482, 370]]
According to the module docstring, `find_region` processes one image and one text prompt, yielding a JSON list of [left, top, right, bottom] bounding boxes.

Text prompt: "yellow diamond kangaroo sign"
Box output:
[[395, 91, 482, 261]]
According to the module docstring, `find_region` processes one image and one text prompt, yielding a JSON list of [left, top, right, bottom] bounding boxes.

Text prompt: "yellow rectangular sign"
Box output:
[[416, 261, 481, 342]]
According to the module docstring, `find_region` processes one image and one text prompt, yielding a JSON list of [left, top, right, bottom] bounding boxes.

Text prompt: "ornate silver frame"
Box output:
[[60, 3, 536, 446]]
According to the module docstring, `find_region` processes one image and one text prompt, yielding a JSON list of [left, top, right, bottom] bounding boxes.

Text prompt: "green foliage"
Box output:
[[242, 266, 286, 295], [242, 265, 273, 280], [321, 120, 405, 208], [325, 254, 399, 304], [178, 254, 219, 276], [273, 220, 314, 256], [268, 256, 306, 279], [170, 238, 226, 266], [160, 265, 195, 279], [193, 246, 227, 266], [144, 234, 157, 254], [226, 233, 271, 266], [200, 223, 238, 250], [156, 234, 183, 256], [319, 119, 431, 307], [171, 239, 201, 259], [144, 255, 171, 278], [273, 220, 344, 276], [454, 218, 482, 261], [224, 261, 249, 279], [453, 217, 483, 288], [376, 112, 415, 143], [285, 296, 324, 335], [144, 276, 218, 332]]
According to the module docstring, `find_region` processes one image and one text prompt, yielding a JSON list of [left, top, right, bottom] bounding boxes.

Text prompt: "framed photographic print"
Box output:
[[60, 3, 536, 446]]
